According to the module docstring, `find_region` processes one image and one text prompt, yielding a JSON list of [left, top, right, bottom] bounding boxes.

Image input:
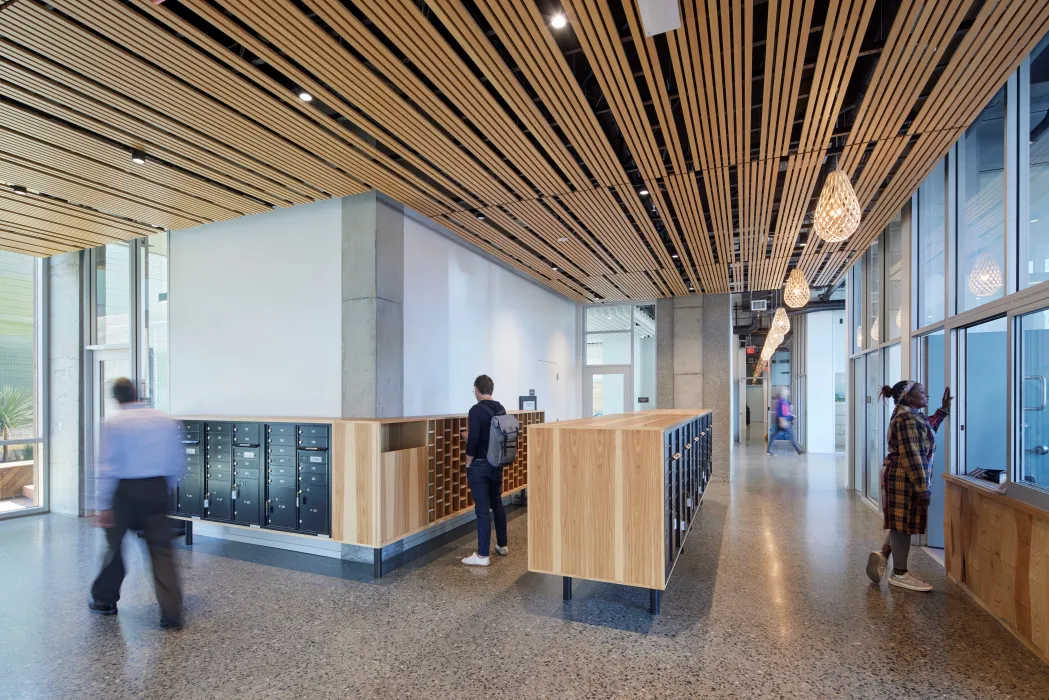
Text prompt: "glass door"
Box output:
[[585, 367, 632, 417], [1019, 309, 1049, 490], [919, 331, 947, 547], [86, 348, 131, 510], [865, 351, 883, 503]]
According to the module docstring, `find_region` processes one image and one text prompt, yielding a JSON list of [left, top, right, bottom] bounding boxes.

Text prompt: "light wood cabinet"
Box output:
[[527, 410, 712, 613]]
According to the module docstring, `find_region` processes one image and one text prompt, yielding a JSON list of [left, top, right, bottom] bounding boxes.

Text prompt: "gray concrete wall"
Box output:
[[701, 294, 733, 481], [48, 252, 81, 516], [657, 294, 732, 481], [342, 193, 404, 418], [673, 296, 704, 409]]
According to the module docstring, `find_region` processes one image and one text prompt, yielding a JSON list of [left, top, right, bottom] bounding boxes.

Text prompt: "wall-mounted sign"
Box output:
[[638, 397, 650, 404], [519, 396, 537, 410]]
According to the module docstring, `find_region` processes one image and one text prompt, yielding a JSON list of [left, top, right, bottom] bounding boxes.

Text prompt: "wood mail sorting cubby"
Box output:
[[527, 410, 712, 614], [427, 412, 543, 522]]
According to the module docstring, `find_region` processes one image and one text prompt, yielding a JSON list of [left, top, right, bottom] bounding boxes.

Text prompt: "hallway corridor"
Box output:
[[2, 443, 1048, 698]]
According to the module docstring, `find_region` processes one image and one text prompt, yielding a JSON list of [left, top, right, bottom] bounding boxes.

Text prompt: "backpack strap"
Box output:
[[479, 402, 505, 418]]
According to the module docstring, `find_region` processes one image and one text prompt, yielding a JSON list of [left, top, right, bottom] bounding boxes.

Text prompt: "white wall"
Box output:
[[805, 311, 837, 453], [402, 216, 580, 421], [169, 200, 344, 417]]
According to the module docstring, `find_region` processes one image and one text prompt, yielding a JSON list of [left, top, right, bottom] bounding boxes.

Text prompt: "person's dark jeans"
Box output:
[[91, 477, 183, 622], [467, 458, 506, 558]]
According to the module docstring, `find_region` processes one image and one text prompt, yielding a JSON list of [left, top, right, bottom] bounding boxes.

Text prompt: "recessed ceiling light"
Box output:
[[131, 149, 146, 164], [551, 13, 567, 29], [1032, 219, 1040, 223], [671, 253, 679, 259], [799, 243, 807, 247], [12, 185, 27, 194], [477, 214, 485, 220], [640, 189, 650, 196], [552, 265, 559, 271], [298, 91, 313, 102], [557, 236, 569, 243]]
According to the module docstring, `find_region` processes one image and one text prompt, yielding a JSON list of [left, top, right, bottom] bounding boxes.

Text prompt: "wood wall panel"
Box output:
[[945, 477, 1049, 665], [380, 447, 429, 545]]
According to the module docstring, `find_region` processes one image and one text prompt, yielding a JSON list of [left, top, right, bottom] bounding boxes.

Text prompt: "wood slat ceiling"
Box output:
[[0, 0, 1045, 302]]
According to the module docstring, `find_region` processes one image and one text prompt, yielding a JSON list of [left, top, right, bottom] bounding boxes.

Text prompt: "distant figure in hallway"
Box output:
[[766, 387, 804, 455], [866, 381, 951, 592], [745, 404, 751, 443], [89, 377, 184, 627], [460, 374, 516, 567]]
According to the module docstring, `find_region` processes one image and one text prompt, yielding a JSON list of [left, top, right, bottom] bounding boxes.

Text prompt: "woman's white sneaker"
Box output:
[[866, 551, 886, 583], [462, 553, 490, 566], [888, 571, 932, 592]]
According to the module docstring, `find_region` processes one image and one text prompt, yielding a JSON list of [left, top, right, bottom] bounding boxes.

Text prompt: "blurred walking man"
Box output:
[[88, 378, 184, 628]]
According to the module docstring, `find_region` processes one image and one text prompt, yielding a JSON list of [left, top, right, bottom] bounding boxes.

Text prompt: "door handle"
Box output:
[[1024, 376, 1047, 411], [1026, 445, 1049, 456]]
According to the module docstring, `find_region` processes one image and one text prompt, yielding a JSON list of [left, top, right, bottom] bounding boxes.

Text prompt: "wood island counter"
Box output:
[[527, 410, 713, 613]]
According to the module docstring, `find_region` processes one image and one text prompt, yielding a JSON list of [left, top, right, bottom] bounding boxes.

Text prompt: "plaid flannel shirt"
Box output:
[[881, 405, 947, 534]]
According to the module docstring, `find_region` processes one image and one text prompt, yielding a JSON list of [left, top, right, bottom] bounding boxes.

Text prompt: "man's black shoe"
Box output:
[[88, 601, 118, 615], [160, 617, 184, 629]]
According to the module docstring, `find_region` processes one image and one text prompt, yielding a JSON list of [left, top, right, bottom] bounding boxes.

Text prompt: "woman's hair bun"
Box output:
[[878, 384, 895, 401]]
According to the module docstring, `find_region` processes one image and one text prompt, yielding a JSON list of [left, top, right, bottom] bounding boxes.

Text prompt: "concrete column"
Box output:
[[672, 295, 704, 408], [701, 294, 733, 481], [341, 193, 404, 418], [48, 251, 81, 515], [655, 298, 675, 408]]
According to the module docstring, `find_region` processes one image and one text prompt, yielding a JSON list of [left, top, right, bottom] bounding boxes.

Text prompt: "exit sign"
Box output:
[[746, 346, 757, 355]]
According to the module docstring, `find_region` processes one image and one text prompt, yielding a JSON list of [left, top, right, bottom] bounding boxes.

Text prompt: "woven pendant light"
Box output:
[[968, 252, 1003, 297], [870, 316, 880, 343], [813, 169, 862, 243], [771, 307, 791, 336], [783, 268, 810, 309]]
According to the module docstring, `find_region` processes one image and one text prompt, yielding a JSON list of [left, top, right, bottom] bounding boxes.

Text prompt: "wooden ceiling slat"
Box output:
[[0, 0, 1042, 300]]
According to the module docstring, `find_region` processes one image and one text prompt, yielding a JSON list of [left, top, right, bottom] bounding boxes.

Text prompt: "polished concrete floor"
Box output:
[[3, 443, 1049, 699]]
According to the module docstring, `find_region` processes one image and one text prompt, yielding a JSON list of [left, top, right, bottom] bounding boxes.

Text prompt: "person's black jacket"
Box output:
[[466, 399, 505, 460]]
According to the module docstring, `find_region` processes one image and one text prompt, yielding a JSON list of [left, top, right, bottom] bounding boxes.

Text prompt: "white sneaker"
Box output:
[[888, 571, 932, 592], [866, 551, 886, 583], [461, 553, 490, 567], [495, 545, 509, 556]]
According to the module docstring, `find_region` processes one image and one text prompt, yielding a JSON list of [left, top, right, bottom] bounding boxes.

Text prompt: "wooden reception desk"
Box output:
[[170, 410, 543, 574], [527, 410, 713, 613], [944, 474, 1049, 665]]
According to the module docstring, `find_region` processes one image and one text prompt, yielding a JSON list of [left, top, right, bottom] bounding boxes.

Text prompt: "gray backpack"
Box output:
[[482, 405, 520, 466]]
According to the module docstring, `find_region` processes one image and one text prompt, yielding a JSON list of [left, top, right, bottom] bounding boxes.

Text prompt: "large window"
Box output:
[[885, 214, 903, 342], [866, 239, 881, 345], [0, 252, 43, 514], [584, 304, 657, 416], [958, 88, 1007, 312], [144, 233, 170, 412], [1019, 309, 1049, 489], [94, 242, 131, 345], [917, 159, 946, 327], [1022, 35, 1049, 290], [851, 264, 864, 354], [961, 317, 1007, 476]]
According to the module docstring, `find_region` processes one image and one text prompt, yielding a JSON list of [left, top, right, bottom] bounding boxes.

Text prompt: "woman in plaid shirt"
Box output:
[[865, 380, 952, 592]]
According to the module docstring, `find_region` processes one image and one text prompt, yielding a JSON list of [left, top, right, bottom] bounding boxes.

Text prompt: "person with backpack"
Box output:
[[460, 374, 519, 567]]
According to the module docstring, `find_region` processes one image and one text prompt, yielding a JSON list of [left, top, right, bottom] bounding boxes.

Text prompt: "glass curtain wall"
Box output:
[[847, 31, 1049, 515], [0, 252, 45, 516], [584, 304, 656, 416]]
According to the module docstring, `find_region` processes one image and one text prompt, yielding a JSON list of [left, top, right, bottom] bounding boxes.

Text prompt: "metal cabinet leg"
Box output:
[[184, 520, 193, 545], [650, 589, 661, 615], [563, 577, 572, 601], [373, 548, 384, 578]]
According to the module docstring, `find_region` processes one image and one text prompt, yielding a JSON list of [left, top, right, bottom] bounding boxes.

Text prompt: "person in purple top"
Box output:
[[88, 377, 184, 628], [766, 387, 805, 455]]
